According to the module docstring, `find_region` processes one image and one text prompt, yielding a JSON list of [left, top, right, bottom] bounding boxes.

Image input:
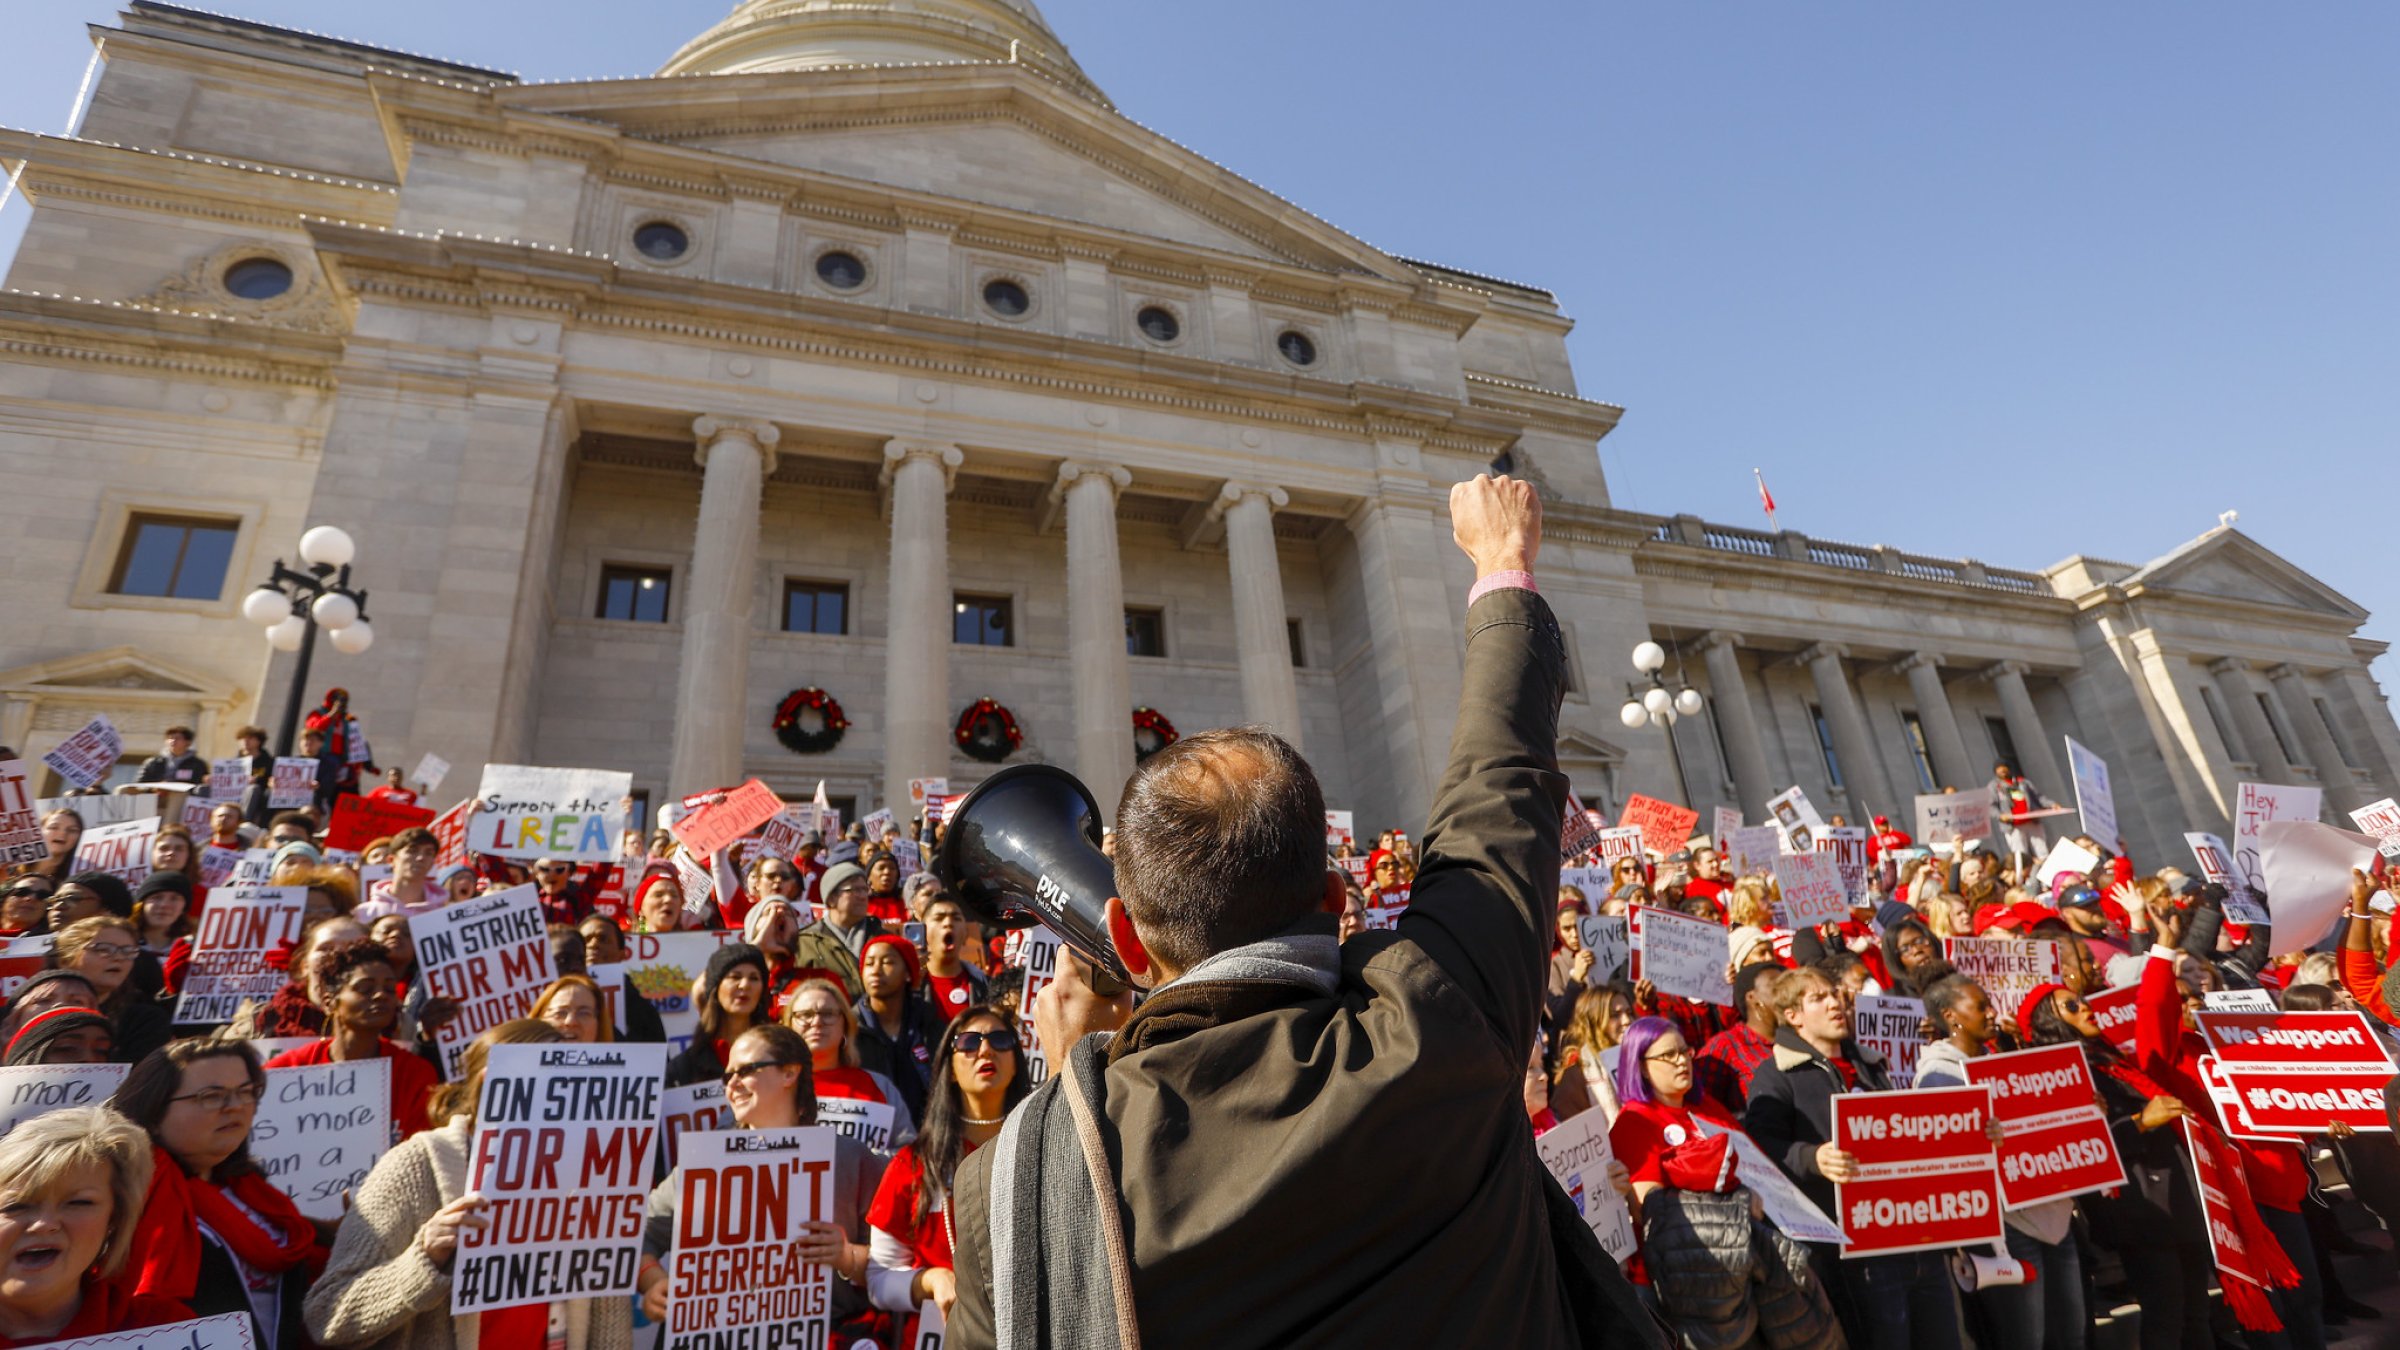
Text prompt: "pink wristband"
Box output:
[[1468, 570, 1537, 605]]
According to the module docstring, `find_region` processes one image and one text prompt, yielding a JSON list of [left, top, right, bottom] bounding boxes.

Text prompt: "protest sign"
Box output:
[[2203, 989, 2277, 1012], [252, 1059, 391, 1218], [1559, 866, 1610, 908], [1560, 794, 1605, 858], [470, 764, 631, 862], [1766, 786, 1826, 853], [2184, 832, 2268, 924], [453, 1042, 666, 1315], [910, 778, 950, 816], [0, 1063, 129, 1137], [1694, 1118, 1847, 1246], [73, 817, 159, 885], [1942, 938, 2061, 1018], [673, 848, 717, 925], [660, 1081, 734, 1172], [208, 757, 249, 800], [861, 807, 897, 842], [2183, 1119, 2275, 1308], [323, 793, 436, 853], [1965, 1043, 2125, 1207], [2064, 736, 2117, 849], [199, 844, 242, 888], [1771, 851, 1850, 929], [1851, 995, 1926, 1089], [917, 1301, 946, 1350], [226, 849, 276, 886], [1620, 793, 1701, 857], [1831, 1086, 2004, 1257], [412, 752, 451, 795], [2192, 1010, 2395, 1134], [2350, 798, 2400, 859], [0, 934, 50, 1004], [36, 793, 150, 827], [179, 795, 214, 834], [756, 808, 821, 862], [1534, 1106, 1637, 1261], [173, 886, 307, 1024], [2085, 985, 2140, 1055], [0, 760, 44, 867], [1725, 825, 1780, 878], [1595, 826, 1645, 864], [1577, 915, 1629, 982], [666, 1127, 839, 1350], [267, 757, 317, 810], [1712, 806, 1742, 848], [1336, 856, 1369, 890], [2232, 782, 2322, 895], [1017, 925, 1062, 1084], [41, 715, 122, 790], [414, 885, 554, 1076], [2033, 837, 2101, 889], [427, 799, 472, 869], [1629, 904, 1732, 1007], [1915, 792, 1992, 846], [671, 779, 786, 858], [816, 1095, 901, 1154], [45, 1313, 257, 1349], [624, 931, 738, 1051], [2260, 819, 2378, 957], [893, 838, 923, 883], [1815, 826, 1869, 901]]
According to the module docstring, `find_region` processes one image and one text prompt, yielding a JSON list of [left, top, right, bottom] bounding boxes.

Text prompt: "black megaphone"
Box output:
[[936, 764, 1132, 988]]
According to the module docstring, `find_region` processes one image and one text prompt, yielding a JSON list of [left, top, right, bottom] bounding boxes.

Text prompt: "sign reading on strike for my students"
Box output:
[[816, 1095, 900, 1154], [251, 1059, 392, 1220], [1628, 905, 1732, 1007], [2192, 1010, 2396, 1134], [413, 885, 555, 1077], [471, 764, 632, 862], [174, 886, 308, 1025], [1770, 851, 1849, 929], [453, 1042, 668, 1316], [0, 760, 45, 867], [1943, 938, 2061, 1020], [41, 715, 121, 790], [1831, 1085, 2004, 1258], [1915, 792, 1992, 846], [1533, 1105, 1637, 1262], [670, 778, 787, 859], [1964, 1042, 2125, 1208], [0, 1063, 129, 1137], [1619, 793, 1701, 857], [667, 1127, 839, 1350], [1851, 996, 1926, 1089]]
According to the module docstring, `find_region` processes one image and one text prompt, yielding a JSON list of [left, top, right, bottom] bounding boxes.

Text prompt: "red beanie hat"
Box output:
[[861, 932, 921, 986], [2015, 982, 2068, 1041]]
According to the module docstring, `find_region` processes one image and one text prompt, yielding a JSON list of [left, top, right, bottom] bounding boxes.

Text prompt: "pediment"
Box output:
[[1557, 728, 1629, 767], [2124, 529, 2366, 622], [0, 647, 233, 700]]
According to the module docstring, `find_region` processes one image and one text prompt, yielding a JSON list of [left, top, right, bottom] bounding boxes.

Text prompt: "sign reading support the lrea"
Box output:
[[41, 715, 122, 790], [1831, 1086, 2005, 1258], [1964, 1042, 2125, 1208], [413, 885, 555, 1077], [666, 1127, 839, 1350], [1629, 904, 1732, 1007], [0, 760, 45, 867], [471, 764, 632, 862], [2192, 1010, 2396, 1134]]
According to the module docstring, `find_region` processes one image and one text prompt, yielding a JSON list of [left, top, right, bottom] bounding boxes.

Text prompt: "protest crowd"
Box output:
[[1, 476, 2398, 1350]]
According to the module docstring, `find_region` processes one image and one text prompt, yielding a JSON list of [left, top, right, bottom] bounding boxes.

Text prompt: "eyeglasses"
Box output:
[[723, 1061, 798, 1085], [790, 1009, 841, 1026], [172, 1084, 263, 1112], [954, 1029, 1020, 1055], [1644, 1047, 1693, 1064], [81, 943, 138, 961], [3, 887, 48, 900]]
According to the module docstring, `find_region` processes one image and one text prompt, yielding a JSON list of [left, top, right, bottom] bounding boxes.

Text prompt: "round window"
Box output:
[[633, 221, 691, 261], [1135, 306, 1181, 344], [982, 278, 1031, 318], [815, 251, 868, 290], [222, 257, 294, 301], [1277, 330, 1318, 367]]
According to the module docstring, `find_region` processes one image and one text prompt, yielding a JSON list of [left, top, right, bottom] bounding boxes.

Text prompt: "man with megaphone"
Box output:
[[943, 474, 1660, 1349]]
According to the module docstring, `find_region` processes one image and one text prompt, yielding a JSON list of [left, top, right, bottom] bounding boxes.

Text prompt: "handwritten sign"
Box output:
[[1559, 866, 1610, 909], [1772, 851, 1850, 929], [174, 886, 307, 1025], [1852, 995, 1926, 1089], [413, 885, 555, 1077], [41, 715, 122, 790], [1943, 938, 2062, 1018], [2064, 737, 2117, 849], [1832, 1085, 2004, 1257], [253, 1059, 392, 1220], [2184, 832, 2268, 924], [1725, 824, 1780, 878], [1620, 793, 1701, 857], [0, 1063, 129, 1137], [1766, 786, 1826, 854], [2233, 783, 2322, 896], [412, 752, 451, 796], [46, 1313, 258, 1349], [1914, 792, 1991, 846], [470, 764, 631, 862], [323, 794, 435, 852], [667, 1127, 838, 1350], [1577, 915, 1629, 982], [1712, 806, 1742, 848], [0, 760, 45, 867], [816, 1094, 900, 1155], [454, 1042, 667, 1315], [671, 779, 787, 859], [911, 778, 951, 816], [1629, 904, 1732, 1007], [73, 817, 159, 885], [1534, 1106, 1637, 1261], [660, 1081, 734, 1172], [1965, 1042, 2125, 1207]]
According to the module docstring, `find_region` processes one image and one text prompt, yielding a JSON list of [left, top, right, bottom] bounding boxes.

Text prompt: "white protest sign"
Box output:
[[660, 1081, 733, 1173], [1852, 995, 1927, 1089], [413, 885, 555, 1077], [1595, 826, 1646, 864], [1016, 925, 1062, 1085], [917, 1300, 946, 1350], [41, 715, 122, 790], [37, 794, 149, 827], [816, 1094, 900, 1154], [893, 838, 924, 884], [673, 848, 717, 926], [1561, 795, 1605, 858], [253, 1059, 391, 1220], [2184, 832, 2269, 925], [1816, 826, 1870, 902], [174, 886, 307, 1025], [2034, 837, 2102, 890], [227, 848, 276, 886], [73, 817, 159, 885], [454, 1042, 668, 1315], [2064, 737, 2117, 848], [1944, 938, 2062, 1017], [1712, 806, 1743, 847], [199, 844, 243, 889], [1577, 915, 1629, 982], [2233, 783, 2322, 896], [2260, 820, 2379, 957], [2203, 989, 2277, 1011], [471, 764, 632, 862], [1772, 851, 1850, 929], [2349, 798, 2400, 860], [861, 807, 897, 842], [1726, 825, 1780, 878], [0, 934, 52, 1004], [267, 757, 317, 810], [1629, 904, 1732, 1007], [1766, 786, 1826, 853], [0, 760, 45, 868], [412, 751, 451, 796], [1560, 867, 1611, 909], [45, 1313, 258, 1349], [208, 757, 249, 800], [1695, 1118, 1847, 1246], [666, 1127, 840, 1350], [0, 1063, 129, 1137], [1534, 1107, 1637, 1261], [911, 778, 951, 815], [1916, 792, 1993, 846]]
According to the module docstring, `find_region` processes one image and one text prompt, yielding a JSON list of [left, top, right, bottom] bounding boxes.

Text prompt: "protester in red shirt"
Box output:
[[1694, 964, 1783, 1116], [920, 893, 989, 1022], [2338, 869, 2399, 1026], [0, 1107, 189, 1347], [1867, 815, 1913, 863], [261, 940, 437, 1140], [1607, 1015, 1745, 1296], [528, 856, 592, 927], [786, 977, 917, 1140], [864, 853, 910, 926], [362, 767, 418, 808], [1681, 845, 1730, 912]]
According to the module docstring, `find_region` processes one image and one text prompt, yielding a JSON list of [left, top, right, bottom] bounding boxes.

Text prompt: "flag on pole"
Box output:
[[813, 780, 829, 811], [1754, 468, 1779, 532]]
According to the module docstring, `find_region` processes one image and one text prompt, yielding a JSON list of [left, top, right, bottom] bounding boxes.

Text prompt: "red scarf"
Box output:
[[125, 1146, 324, 1300]]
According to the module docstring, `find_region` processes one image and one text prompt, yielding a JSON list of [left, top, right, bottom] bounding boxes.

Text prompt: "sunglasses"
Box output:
[[722, 1060, 800, 1085], [954, 1029, 1020, 1055]]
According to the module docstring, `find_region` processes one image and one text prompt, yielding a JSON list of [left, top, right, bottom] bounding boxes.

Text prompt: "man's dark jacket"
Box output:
[[1741, 1026, 1893, 1217], [137, 751, 207, 785], [949, 586, 1659, 1349]]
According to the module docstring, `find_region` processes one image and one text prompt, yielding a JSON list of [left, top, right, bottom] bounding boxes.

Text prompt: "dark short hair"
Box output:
[[235, 725, 268, 743], [1114, 726, 1326, 972], [267, 812, 314, 834], [390, 827, 437, 852], [113, 1035, 268, 1178], [162, 726, 194, 740], [317, 939, 394, 991]]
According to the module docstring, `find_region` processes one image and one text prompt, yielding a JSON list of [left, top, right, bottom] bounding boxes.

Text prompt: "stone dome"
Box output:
[[659, 0, 1106, 104]]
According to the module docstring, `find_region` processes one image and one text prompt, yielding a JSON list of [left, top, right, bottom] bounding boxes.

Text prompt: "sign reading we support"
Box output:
[[1620, 793, 1701, 857], [44, 1313, 258, 1350], [1534, 1107, 1637, 1262], [1916, 792, 1993, 846], [667, 1127, 839, 1350], [252, 1059, 391, 1219], [74, 817, 159, 885], [671, 779, 787, 859], [322, 794, 436, 852], [41, 715, 122, 790], [1851, 995, 1927, 1089], [414, 885, 555, 1077], [1772, 851, 1850, 929], [0, 1063, 129, 1137], [1017, 925, 1062, 1085], [267, 757, 318, 810], [2233, 782, 2322, 895], [1944, 938, 2061, 1018], [2193, 1010, 2396, 1134], [1629, 905, 1732, 1007], [1965, 1043, 2125, 1207], [453, 1042, 667, 1315], [2085, 985, 2140, 1055], [0, 760, 45, 867], [174, 886, 307, 1024], [471, 764, 631, 862], [1831, 1086, 2004, 1258], [2064, 736, 2117, 848]]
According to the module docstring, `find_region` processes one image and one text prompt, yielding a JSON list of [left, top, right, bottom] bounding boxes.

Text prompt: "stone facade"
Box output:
[[2, 1, 2394, 863]]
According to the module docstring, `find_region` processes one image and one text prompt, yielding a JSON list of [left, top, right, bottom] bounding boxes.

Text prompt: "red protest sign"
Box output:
[[2085, 985, 2140, 1055], [1831, 1086, 2005, 1257], [1964, 1043, 2125, 1207], [2184, 1119, 2274, 1300], [2193, 1010, 2394, 1133], [1561, 794, 1604, 858], [2195, 1010, 2393, 1065], [670, 779, 786, 858], [324, 793, 436, 852], [1620, 793, 1701, 857], [428, 799, 472, 869]]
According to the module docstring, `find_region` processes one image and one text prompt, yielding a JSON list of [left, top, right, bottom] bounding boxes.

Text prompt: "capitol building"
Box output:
[[2, 0, 2393, 863]]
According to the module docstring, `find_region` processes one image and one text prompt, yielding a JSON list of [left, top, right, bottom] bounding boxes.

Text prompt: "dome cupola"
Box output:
[[661, 0, 1106, 104]]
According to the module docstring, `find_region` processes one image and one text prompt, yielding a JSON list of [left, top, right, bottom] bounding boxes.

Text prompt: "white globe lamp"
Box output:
[[1631, 641, 1666, 674], [1619, 700, 1648, 729], [329, 620, 375, 655], [1675, 688, 1704, 717], [311, 591, 360, 631], [1642, 686, 1674, 718], [265, 616, 307, 652], [242, 587, 289, 627], [298, 525, 356, 569]]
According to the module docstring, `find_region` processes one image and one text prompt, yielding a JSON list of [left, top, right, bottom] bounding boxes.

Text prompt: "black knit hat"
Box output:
[[135, 870, 192, 902], [703, 942, 769, 996], [62, 871, 134, 918]]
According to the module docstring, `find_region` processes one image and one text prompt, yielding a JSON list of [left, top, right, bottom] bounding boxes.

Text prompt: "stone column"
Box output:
[[881, 440, 964, 818], [1696, 632, 1775, 820], [2209, 657, 2295, 782], [1896, 652, 1979, 793], [2269, 665, 2364, 813], [1983, 660, 2068, 797], [668, 416, 780, 801], [1342, 488, 1467, 837], [1214, 482, 1302, 748], [1802, 642, 1898, 824], [1056, 460, 1137, 813]]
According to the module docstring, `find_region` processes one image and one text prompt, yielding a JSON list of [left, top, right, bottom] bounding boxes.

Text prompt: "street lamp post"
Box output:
[[241, 526, 374, 756], [1619, 639, 1704, 808]]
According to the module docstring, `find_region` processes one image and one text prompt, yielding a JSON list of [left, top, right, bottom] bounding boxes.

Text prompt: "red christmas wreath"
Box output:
[[1132, 707, 1179, 762], [772, 687, 849, 755], [955, 697, 1023, 763]]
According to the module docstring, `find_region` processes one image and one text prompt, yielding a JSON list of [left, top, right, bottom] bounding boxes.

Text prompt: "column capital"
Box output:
[[1694, 630, 1745, 655], [880, 439, 963, 491], [2208, 655, 2254, 678], [1211, 480, 1289, 518], [1052, 458, 1131, 501], [1892, 651, 1946, 676], [2265, 663, 2314, 685], [692, 416, 781, 474], [1797, 641, 1849, 666], [1981, 659, 2032, 682]]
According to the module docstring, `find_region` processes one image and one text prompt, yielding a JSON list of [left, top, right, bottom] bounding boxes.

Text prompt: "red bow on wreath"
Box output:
[[955, 698, 1023, 763]]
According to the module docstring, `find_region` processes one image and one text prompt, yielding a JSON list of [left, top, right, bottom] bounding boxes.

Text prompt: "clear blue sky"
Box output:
[[5, 2, 2394, 681]]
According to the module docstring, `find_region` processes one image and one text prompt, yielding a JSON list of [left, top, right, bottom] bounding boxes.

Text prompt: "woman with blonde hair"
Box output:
[[52, 913, 169, 1063], [1724, 878, 1774, 932], [784, 975, 916, 1147], [530, 973, 613, 1044], [1549, 985, 1635, 1123], [0, 1105, 186, 1345]]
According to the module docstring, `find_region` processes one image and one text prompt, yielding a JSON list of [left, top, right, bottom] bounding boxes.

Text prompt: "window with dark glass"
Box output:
[[1287, 618, 1306, 668], [1277, 330, 1318, 367], [828, 796, 858, 827], [626, 790, 651, 835], [982, 279, 1031, 317], [633, 222, 690, 261], [1136, 306, 1180, 343], [815, 251, 867, 290], [597, 565, 672, 623], [954, 594, 1012, 646], [1899, 710, 1936, 792], [782, 580, 849, 635], [108, 514, 238, 599], [1125, 608, 1166, 658], [222, 257, 292, 300], [1810, 703, 1844, 789]]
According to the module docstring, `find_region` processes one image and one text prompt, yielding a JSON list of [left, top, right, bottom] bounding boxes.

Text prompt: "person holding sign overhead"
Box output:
[[0, 1106, 189, 1346]]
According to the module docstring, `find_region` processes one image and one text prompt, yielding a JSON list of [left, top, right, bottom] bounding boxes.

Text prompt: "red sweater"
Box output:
[[264, 1037, 438, 1140], [2131, 947, 2309, 1210]]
